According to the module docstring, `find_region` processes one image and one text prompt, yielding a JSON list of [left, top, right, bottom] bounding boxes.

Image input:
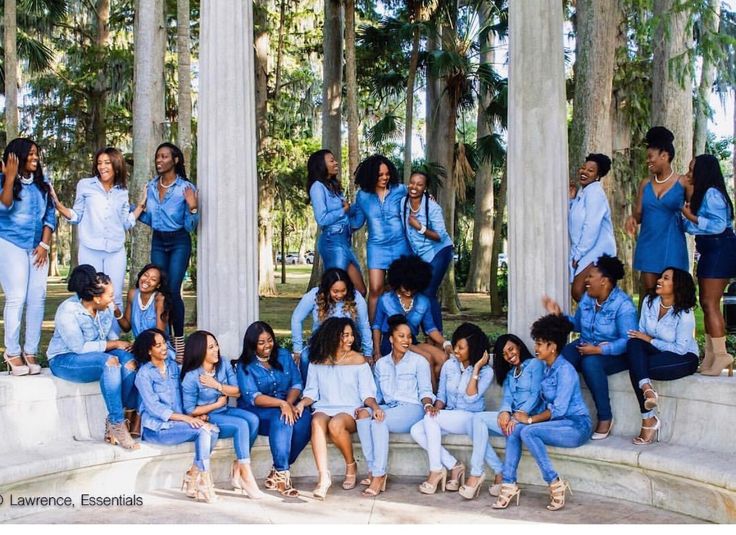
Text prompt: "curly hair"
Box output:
[[530, 314, 574, 354], [354, 154, 400, 193], [315, 268, 357, 322], [644, 267, 697, 316], [131, 328, 168, 365], [594, 254, 626, 286], [235, 321, 283, 373], [451, 323, 491, 367], [181, 330, 222, 383], [585, 153, 612, 178], [492, 333, 535, 386], [645, 126, 675, 162], [308, 317, 361, 364], [387, 255, 433, 294], [67, 264, 111, 300]]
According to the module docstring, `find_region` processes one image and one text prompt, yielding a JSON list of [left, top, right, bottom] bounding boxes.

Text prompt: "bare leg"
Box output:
[[571, 264, 594, 303], [638, 272, 659, 307], [348, 263, 367, 296], [413, 343, 448, 392], [327, 412, 358, 468], [368, 269, 386, 324], [311, 412, 331, 477], [699, 278, 729, 337]]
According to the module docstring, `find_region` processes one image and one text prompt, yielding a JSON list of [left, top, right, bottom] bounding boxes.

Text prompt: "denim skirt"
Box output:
[[696, 227, 736, 279]]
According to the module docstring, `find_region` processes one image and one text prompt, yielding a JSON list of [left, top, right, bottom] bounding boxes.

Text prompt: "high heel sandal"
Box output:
[[491, 482, 521, 509], [446, 462, 466, 492], [107, 420, 140, 450], [361, 475, 387, 497], [418, 468, 447, 495], [643, 387, 659, 411], [591, 418, 614, 440], [360, 472, 372, 486], [313, 471, 332, 500], [264, 468, 278, 490], [195, 471, 218, 503], [21, 353, 41, 375], [458, 473, 485, 500], [547, 478, 572, 511], [342, 461, 357, 490], [632, 415, 661, 445], [273, 469, 300, 497], [181, 468, 198, 498], [3, 354, 29, 376]]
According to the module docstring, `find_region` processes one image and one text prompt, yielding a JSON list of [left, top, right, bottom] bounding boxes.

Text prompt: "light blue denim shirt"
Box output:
[[310, 180, 351, 233], [181, 361, 238, 415], [437, 356, 493, 412], [569, 286, 638, 355], [373, 349, 435, 406], [542, 356, 590, 420], [136, 359, 183, 431], [0, 175, 56, 250], [302, 362, 376, 415], [65, 177, 136, 252], [237, 348, 303, 409], [351, 185, 411, 267], [291, 287, 372, 356], [372, 291, 437, 336], [401, 195, 453, 263], [638, 295, 698, 355], [47, 296, 118, 358], [498, 357, 545, 415], [138, 176, 199, 232], [683, 188, 732, 236], [568, 181, 616, 275]]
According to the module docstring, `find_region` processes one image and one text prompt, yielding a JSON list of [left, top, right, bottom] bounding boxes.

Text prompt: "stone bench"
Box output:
[[0, 369, 734, 523]]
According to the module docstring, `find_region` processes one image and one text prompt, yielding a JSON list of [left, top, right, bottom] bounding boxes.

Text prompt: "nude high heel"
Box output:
[[313, 471, 332, 500], [3, 354, 29, 376], [491, 482, 521, 509], [342, 461, 357, 490], [21, 353, 41, 375], [446, 462, 465, 492], [632, 415, 661, 445], [458, 473, 485, 500], [547, 478, 572, 511], [419, 468, 447, 494]]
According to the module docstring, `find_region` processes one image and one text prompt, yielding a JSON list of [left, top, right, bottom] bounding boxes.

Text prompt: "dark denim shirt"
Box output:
[[569, 286, 638, 355], [541, 356, 590, 420], [237, 348, 303, 409], [498, 357, 545, 415], [136, 359, 183, 431]]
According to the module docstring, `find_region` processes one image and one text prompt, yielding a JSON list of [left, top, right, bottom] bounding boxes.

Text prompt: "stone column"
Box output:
[[197, 0, 259, 358], [507, 1, 569, 343]]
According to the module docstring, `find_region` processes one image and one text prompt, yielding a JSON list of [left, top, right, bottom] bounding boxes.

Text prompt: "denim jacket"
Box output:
[[374, 350, 435, 406], [542, 356, 590, 419], [683, 188, 732, 236], [498, 357, 545, 415], [181, 361, 238, 415], [437, 356, 492, 412], [136, 359, 184, 431], [0, 175, 56, 250], [401, 195, 453, 263], [372, 291, 437, 337], [237, 348, 303, 409], [639, 295, 698, 355], [569, 286, 638, 355], [47, 296, 118, 358], [138, 176, 199, 233], [310, 180, 351, 234]]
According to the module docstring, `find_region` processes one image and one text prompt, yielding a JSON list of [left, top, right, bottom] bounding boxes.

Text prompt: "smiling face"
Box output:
[[155, 147, 177, 175], [408, 173, 427, 199], [502, 340, 522, 367], [655, 269, 674, 298], [339, 324, 355, 353], [329, 280, 348, 303], [324, 152, 339, 177], [255, 331, 274, 359], [453, 338, 470, 366], [24, 144, 40, 175], [584, 266, 608, 299], [389, 324, 412, 356], [97, 153, 114, 184], [376, 163, 390, 189], [204, 335, 220, 366], [646, 148, 669, 175], [149, 333, 169, 363], [138, 268, 162, 294], [578, 160, 599, 187], [534, 338, 556, 363], [93, 283, 115, 311]]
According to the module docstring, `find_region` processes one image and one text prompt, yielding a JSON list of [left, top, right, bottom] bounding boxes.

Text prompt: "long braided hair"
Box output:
[[402, 171, 431, 242]]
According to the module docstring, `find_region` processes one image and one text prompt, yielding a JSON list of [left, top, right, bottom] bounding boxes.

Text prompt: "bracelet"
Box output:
[[442, 340, 452, 350], [472, 374, 479, 380], [114, 310, 124, 320], [418, 225, 427, 235], [38, 241, 50, 251], [423, 403, 433, 411], [217, 383, 223, 393]]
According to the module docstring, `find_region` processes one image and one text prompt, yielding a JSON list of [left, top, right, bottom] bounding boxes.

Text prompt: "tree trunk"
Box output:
[[177, 0, 193, 168], [345, 0, 359, 178], [425, 31, 440, 167], [89, 0, 110, 150], [4, 0, 18, 139], [693, 0, 720, 156], [489, 164, 507, 315], [404, 25, 421, 182]]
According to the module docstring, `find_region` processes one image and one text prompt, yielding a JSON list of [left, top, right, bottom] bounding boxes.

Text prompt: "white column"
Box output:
[[507, 0, 569, 343], [197, 0, 259, 358]]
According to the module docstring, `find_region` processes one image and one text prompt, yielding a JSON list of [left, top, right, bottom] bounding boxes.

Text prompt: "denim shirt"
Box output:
[[138, 176, 199, 233], [498, 358, 545, 415], [401, 195, 453, 263], [372, 292, 437, 337], [47, 296, 118, 358], [568, 181, 616, 268], [351, 185, 409, 247], [569, 286, 638, 355], [65, 177, 136, 252], [291, 287, 373, 356], [181, 361, 238, 415], [639, 295, 698, 355], [437, 356, 493, 412], [237, 348, 303, 409], [542, 356, 590, 419], [136, 359, 183, 431], [683, 188, 732, 236], [310, 180, 350, 234], [0, 175, 56, 250], [373, 350, 435, 406]]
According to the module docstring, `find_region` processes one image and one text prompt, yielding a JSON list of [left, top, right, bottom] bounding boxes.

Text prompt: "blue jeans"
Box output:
[[357, 403, 425, 477], [208, 407, 259, 463], [421, 245, 453, 333], [561, 342, 628, 421], [151, 229, 191, 336], [250, 405, 312, 471], [142, 422, 219, 472], [502, 416, 592, 484], [49, 348, 137, 424], [469, 411, 505, 476]]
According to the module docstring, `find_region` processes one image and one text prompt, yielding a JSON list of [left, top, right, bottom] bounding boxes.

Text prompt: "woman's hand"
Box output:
[[111, 340, 133, 351], [505, 418, 518, 436], [681, 202, 697, 223], [32, 244, 49, 268], [628, 330, 653, 343], [1, 153, 19, 181], [280, 401, 296, 425], [372, 407, 385, 422], [372, 349, 382, 363], [183, 186, 198, 210], [513, 410, 530, 424], [183, 415, 206, 428], [442, 341, 453, 357], [424, 403, 440, 417], [577, 342, 602, 356], [408, 214, 422, 230], [474, 351, 490, 373], [542, 294, 562, 316], [199, 374, 221, 390], [342, 200, 351, 213], [625, 215, 638, 236], [294, 401, 305, 419], [292, 351, 301, 366], [497, 411, 511, 434], [216, 395, 228, 409]]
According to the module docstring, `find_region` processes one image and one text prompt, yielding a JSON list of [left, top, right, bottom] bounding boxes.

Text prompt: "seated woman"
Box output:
[[294, 317, 380, 499], [544, 254, 637, 440], [409, 323, 492, 495], [181, 330, 262, 499], [47, 264, 138, 449], [237, 321, 311, 497], [492, 314, 592, 512], [291, 268, 372, 382], [461, 334, 545, 500], [626, 268, 698, 445], [133, 328, 220, 503], [356, 315, 435, 497], [372, 255, 452, 387]]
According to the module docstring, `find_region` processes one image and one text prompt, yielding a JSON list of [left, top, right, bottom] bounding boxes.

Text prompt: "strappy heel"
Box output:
[[181, 468, 198, 498], [21, 353, 41, 375], [632, 415, 661, 445], [419, 468, 447, 495], [492, 482, 521, 509], [547, 478, 572, 511], [446, 462, 465, 492], [195, 471, 218, 503], [360, 473, 372, 486], [264, 467, 278, 490], [362, 474, 387, 497], [342, 461, 357, 490], [273, 469, 300, 497], [313, 471, 332, 500], [458, 473, 485, 500], [643, 387, 659, 411], [3, 354, 29, 376]]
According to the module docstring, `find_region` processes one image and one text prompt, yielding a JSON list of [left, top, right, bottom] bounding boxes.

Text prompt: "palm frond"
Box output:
[[369, 113, 402, 146]]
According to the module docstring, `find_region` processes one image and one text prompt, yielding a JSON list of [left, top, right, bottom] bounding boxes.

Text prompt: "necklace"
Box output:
[[653, 169, 675, 185], [256, 355, 270, 363], [159, 176, 175, 189], [399, 294, 414, 313], [410, 201, 421, 215], [659, 301, 673, 310], [137, 290, 157, 311], [513, 365, 523, 379], [595, 297, 605, 307], [20, 175, 34, 185]]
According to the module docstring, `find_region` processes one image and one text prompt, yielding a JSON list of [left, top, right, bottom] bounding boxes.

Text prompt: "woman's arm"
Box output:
[[291, 290, 316, 357], [464, 358, 492, 401], [625, 178, 648, 234], [0, 155, 18, 207], [115, 288, 135, 333]]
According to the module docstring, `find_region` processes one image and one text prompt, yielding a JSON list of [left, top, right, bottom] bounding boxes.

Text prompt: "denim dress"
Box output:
[[310, 180, 361, 271], [352, 185, 411, 269]]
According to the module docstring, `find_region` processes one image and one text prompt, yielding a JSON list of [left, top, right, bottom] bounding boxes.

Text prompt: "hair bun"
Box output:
[[645, 126, 674, 145]]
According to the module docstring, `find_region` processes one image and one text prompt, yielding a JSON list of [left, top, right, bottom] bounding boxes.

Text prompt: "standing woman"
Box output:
[[0, 138, 56, 375], [682, 154, 736, 376], [306, 149, 366, 295], [352, 154, 411, 321], [625, 126, 689, 300], [568, 153, 616, 302], [138, 142, 199, 361], [402, 171, 454, 331]]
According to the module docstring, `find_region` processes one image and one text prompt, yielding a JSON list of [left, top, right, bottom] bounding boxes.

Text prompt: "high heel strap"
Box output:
[[491, 483, 520, 509], [3, 354, 29, 376], [547, 478, 571, 511]]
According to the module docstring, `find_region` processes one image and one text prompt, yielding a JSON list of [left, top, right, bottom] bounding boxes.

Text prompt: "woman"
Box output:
[[0, 138, 55, 375], [51, 147, 144, 317], [492, 314, 592, 511], [372, 255, 451, 384], [568, 153, 616, 302], [401, 171, 454, 331], [116, 264, 173, 343], [133, 329, 220, 503], [181, 330, 262, 498], [294, 317, 380, 499], [626, 268, 698, 444], [291, 268, 372, 382], [352, 154, 411, 321], [138, 142, 198, 361], [626, 126, 689, 301], [460, 334, 545, 500], [356, 315, 435, 497], [237, 321, 310, 497], [544, 254, 637, 440], [47, 265, 138, 449], [682, 154, 736, 376], [306, 149, 366, 295], [409, 323, 492, 495]]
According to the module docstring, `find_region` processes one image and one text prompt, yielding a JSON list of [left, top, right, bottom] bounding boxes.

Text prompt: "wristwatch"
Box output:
[[527, 416, 533, 424], [189, 208, 198, 214]]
